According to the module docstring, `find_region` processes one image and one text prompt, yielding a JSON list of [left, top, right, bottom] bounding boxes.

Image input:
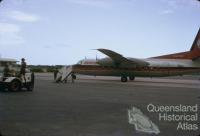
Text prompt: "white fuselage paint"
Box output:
[[145, 58, 200, 67], [79, 58, 200, 68]]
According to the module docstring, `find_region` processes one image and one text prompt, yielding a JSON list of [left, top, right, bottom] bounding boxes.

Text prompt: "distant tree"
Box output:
[[28, 65, 63, 73], [46, 67, 55, 72], [31, 68, 44, 73]]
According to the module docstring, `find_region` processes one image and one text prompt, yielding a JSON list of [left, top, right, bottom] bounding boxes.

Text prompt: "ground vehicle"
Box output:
[[0, 58, 34, 91]]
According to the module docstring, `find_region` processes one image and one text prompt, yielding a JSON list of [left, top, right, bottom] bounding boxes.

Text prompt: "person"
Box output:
[[53, 68, 58, 81], [71, 73, 75, 83], [20, 58, 26, 81], [3, 64, 10, 77]]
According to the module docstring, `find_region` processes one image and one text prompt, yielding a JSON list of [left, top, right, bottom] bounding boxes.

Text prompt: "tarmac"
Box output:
[[0, 73, 199, 136]]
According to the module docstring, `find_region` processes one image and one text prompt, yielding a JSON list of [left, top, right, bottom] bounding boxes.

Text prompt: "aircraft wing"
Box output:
[[97, 48, 149, 67]]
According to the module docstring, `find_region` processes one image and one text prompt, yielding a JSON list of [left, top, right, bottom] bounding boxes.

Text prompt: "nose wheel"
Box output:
[[121, 76, 128, 82]]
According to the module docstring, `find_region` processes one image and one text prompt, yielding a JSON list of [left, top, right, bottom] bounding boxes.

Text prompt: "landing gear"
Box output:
[[129, 76, 135, 81], [121, 75, 135, 82], [121, 76, 128, 82]]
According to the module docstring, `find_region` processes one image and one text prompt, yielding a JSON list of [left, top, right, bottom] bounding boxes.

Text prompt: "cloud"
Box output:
[[66, 0, 110, 8], [0, 10, 40, 46], [0, 23, 24, 45], [43, 43, 70, 49], [159, 0, 176, 15], [160, 9, 173, 15], [0, 23, 20, 33], [65, 0, 137, 8], [7, 10, 40, 22], [166, 0, 177, 8], [159, 0, 200, 15], [161, 0, 200, 9]]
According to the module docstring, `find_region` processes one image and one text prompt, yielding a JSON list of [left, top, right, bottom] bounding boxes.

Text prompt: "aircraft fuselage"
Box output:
[[75, 58, 200, 77]]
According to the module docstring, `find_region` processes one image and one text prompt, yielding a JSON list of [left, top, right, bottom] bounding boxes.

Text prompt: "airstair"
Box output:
[[56, 65, 73, 82]]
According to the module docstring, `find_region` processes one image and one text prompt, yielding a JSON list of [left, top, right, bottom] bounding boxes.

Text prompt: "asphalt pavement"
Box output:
[[0, 73, 199, 136]]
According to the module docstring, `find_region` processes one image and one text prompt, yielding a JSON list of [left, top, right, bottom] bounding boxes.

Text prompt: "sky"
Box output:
[[0, 0, 200, 65]]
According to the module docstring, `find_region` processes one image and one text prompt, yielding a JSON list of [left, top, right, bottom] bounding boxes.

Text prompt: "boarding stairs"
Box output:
[[56, 65, 73, 82]]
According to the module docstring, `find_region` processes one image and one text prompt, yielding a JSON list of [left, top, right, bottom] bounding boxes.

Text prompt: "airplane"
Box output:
[[57, 28, 200, 82]]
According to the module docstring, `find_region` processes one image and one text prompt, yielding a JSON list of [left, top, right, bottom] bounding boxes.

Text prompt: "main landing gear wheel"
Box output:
[[9, 79, 21, 92], [129, 76, 135, 81], [121, 76, 128, 82]]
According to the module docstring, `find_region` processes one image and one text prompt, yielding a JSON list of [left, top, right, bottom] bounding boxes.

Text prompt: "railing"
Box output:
[[56, 65, 73, 82]]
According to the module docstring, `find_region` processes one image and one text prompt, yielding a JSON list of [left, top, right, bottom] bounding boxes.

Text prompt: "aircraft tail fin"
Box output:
[[189, 28, 200, 60], [152, 28, 200, 60], [190, 28, 200, 51]]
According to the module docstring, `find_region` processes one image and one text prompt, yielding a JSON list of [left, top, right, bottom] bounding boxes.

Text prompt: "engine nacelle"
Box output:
[[97, 57, 116, 67]]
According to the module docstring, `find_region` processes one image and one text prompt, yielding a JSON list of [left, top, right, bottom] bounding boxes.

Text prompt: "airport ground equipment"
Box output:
[[56, 65, 76, 83], [0, 58, 34, 91], [0, 72, 35, 91]]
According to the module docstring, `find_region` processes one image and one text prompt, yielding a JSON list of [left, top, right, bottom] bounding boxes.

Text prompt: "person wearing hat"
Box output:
[[20, 58, 27, 81], [3, 64, 10, 77]]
